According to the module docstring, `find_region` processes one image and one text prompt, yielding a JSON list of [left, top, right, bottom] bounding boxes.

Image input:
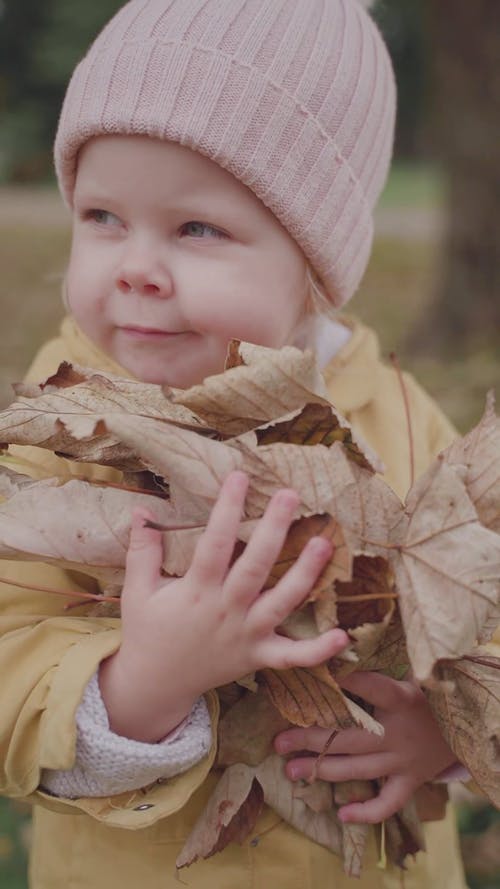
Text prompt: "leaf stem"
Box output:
[[336, 593, 398, 603], [309, 729, 338, 783], [390, 352, 415, 491]]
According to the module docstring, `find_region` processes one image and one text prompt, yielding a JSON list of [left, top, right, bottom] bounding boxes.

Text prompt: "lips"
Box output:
[[119, 325, 186, 337]]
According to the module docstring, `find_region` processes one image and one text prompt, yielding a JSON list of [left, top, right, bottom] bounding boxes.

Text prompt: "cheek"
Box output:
[[65, 262, 105, 338]]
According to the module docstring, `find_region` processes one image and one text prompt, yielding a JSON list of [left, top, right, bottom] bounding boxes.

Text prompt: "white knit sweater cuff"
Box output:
[[40, 671, 212, 799]]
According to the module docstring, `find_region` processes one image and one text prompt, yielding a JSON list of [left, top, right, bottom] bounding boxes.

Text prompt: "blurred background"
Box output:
[[0, 1, 499, 887]]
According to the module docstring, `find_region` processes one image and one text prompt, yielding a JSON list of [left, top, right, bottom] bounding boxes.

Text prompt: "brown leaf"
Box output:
[[255, 754, 342, 856], [443, 391, 500, 534], [335, 555, 396, 629], [384, 797, 425, 868], [217, 688, 290, 767], [264, 514, 351, 632], [174, 341, 330, 437], [260, 664, 383, 735], [390, 460, 500, 681], [256, 402, 381, 472], [176, 764, 262, 868], [427, 651, 500, 806], [224, 339, 246, 369], [414, 783, 449, 823], [342, 609, 409, 680]]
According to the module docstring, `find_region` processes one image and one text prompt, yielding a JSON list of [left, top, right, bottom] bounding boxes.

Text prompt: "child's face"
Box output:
[[67, 135, 309, 388]]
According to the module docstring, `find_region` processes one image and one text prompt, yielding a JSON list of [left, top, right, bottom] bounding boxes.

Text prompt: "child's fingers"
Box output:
[[338, 774, 415, 824], [339, 671, 415, 712], [224, 489, 300, 604], [285, 751, 393, 784], [274, 725, 385, 757], [251, 535, 332, 630], [122, 508, 163, 603], [261, 627, 349, 671], [189, 471, 249, 585]]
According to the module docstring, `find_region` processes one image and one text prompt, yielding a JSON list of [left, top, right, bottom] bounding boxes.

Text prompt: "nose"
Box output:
[[116, 239, 173, 298]]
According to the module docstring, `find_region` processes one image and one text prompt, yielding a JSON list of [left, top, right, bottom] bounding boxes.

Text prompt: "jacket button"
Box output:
[[134, 804, 154, 811]]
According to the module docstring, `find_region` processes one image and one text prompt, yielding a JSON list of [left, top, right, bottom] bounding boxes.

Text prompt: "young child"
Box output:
[[0, 1, 475, 887]]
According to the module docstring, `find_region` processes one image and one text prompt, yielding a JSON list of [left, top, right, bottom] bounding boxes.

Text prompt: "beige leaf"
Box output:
[[390, 461, 500, 681], [176, 764, 263, 867], [341, 821, 370, 878], [427, 651, 500, 807], [103, 415, 243, 522], [280, 604, 325, 641], [255, 754, 342, 856], [234, 439, 401, 546], [332, 781, 375, 877], [293, 780, 333, 813], [0, 362, 205, 469], [0, 468, 175, 587], [174, 341, 329, 436], [443, 391, 500, 534], [217, 688, 289, 767]]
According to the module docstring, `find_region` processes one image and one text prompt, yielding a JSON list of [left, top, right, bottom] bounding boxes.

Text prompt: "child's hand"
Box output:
[[274, 671, 457, 823], [99, 471, 349, 742]]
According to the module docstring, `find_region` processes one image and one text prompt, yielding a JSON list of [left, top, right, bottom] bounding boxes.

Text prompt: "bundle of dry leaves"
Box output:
[[0, 341, 498, 877]]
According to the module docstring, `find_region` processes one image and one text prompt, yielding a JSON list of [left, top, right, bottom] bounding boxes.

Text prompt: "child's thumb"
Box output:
[[122, 507, 163, 602]]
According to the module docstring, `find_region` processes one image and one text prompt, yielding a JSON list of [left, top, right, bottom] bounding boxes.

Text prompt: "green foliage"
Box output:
[[0, 0, 429, 183], [372, 0, 430, 156], [0, 798, 30, 889], [0, 0, 122, 181]]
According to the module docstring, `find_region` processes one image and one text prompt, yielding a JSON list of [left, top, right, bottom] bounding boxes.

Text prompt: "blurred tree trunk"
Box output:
[[414, 1, 500, 352]]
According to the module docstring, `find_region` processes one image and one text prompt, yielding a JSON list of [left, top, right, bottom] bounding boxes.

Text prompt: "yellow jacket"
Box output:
[[0, 315, 471, 889]]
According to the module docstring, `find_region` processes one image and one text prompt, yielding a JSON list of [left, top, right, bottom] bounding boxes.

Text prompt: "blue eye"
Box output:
[[180, 221, 228, 239], [87, 209, 122, 226]]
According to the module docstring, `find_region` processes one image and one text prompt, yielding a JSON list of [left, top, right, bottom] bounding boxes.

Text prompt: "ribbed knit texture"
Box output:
[[40, 672, 212, 799], [54, 0, 396, 306]]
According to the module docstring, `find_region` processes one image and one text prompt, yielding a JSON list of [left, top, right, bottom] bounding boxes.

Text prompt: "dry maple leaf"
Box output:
[[259, 663, 383, 735], [384, 797, 425, 869], [0, 362, 207, 469], [175, 764, 263, 867], [254, 754, 343, 857], [388, 459, 500, 682], [217, 688, 290, 768], [293, 779, 333, 814], [427, 650, 500, 807], [173, 340, 330, 437], [333, 781, 374, 877], [442, 391, 500, 534], [255, 401, 381, 471]]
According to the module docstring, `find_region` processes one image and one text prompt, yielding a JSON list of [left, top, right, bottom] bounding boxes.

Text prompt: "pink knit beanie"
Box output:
[[54, 0, 396, 307]]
